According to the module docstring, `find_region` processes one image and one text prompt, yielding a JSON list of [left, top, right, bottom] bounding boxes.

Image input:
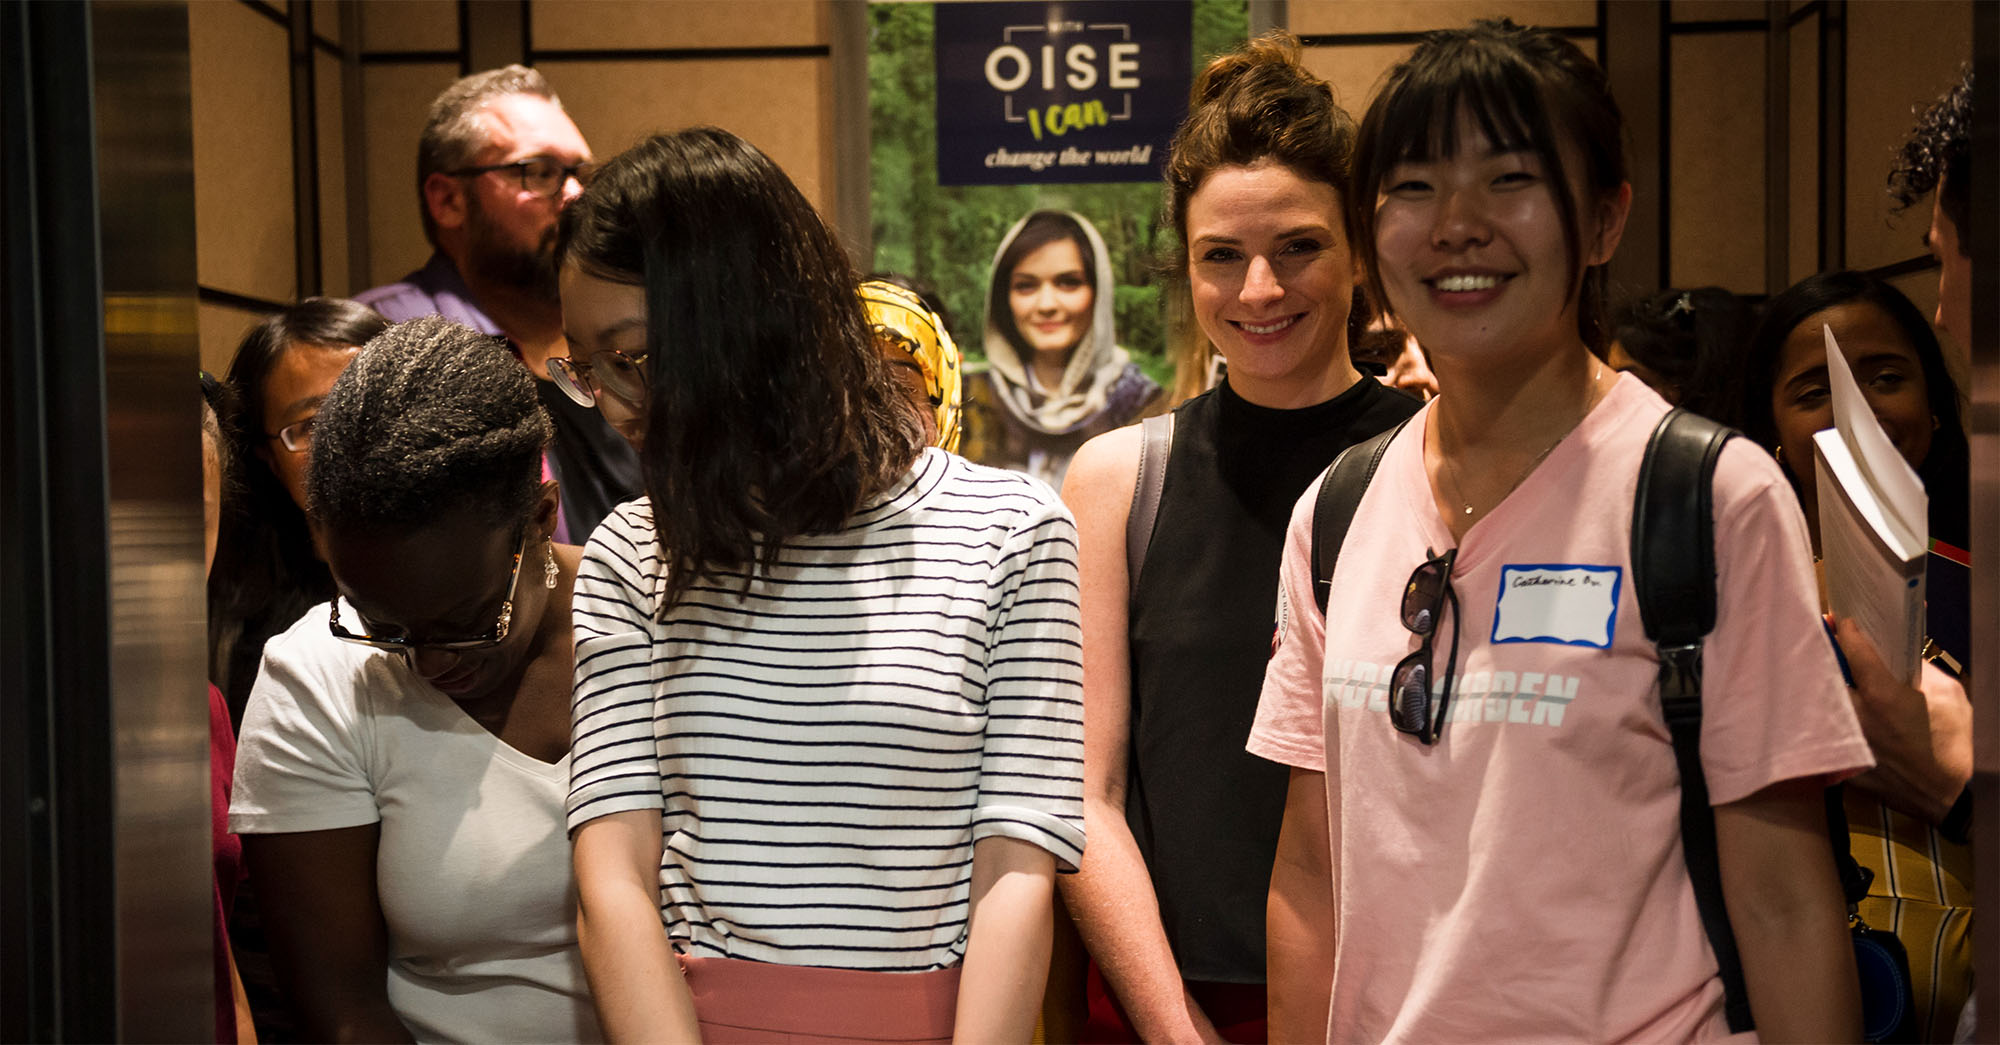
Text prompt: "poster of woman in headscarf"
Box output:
[[869, 0, 1246, 487]]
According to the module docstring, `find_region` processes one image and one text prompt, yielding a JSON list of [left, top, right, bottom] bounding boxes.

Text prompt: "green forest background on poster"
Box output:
[[869, 0, 1247, 386]]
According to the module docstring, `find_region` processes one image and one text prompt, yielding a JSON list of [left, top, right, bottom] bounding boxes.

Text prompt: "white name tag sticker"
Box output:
[[1491, 564, 1623, 649]]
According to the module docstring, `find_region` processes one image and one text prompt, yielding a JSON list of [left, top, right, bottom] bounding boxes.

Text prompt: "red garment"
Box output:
[[1077, 963, 1266, 1044], [210, 683, 244, 1044], [677, 954, 960, 1043]]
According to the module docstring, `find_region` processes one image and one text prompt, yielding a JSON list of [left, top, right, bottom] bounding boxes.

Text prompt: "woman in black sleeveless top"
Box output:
[[1055, 33, 1419, 1043]]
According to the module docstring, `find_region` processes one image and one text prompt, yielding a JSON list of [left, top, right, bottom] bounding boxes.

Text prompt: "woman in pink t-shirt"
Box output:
[[1250, 18, 1872, 1043]]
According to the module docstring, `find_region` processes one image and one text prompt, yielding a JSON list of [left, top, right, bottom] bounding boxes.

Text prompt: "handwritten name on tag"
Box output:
[[1491, 564, 1623, 649]]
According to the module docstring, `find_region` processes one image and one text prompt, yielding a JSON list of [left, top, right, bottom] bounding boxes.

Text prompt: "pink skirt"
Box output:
[[678, 954, 962, 1044]]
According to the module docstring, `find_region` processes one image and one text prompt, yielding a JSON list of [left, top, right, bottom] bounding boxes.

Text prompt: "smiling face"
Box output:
[[1770, 301, 1934, 503], [1371, 117, 1624, 370], [558, 263, 650, 448], [1007, 237, 1095, 363], [323, 501, 553, 704], [257, 342, 361, 510], [1187, 160, 1358, 407]]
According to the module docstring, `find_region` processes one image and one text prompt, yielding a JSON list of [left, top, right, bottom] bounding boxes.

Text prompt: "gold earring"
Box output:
[[543, 540, 559, 590], [1772, 444, 1785, 465]]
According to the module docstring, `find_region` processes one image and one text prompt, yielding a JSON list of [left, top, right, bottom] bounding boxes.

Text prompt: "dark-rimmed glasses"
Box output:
[[1388, 547, 1460, 744], [447, 156, 596, 199], [329, 532, 527, 653], [549, 350, 650, 408]]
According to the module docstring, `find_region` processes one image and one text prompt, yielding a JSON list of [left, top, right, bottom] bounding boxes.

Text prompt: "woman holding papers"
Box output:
[[1739, 269, 1973, 1042], [1249, 19, 1870, 1042]]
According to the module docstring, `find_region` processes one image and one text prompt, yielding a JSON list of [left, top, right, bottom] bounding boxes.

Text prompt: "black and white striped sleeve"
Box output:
[[566, 501, 666, 831], [974, 497, 1086, 870]]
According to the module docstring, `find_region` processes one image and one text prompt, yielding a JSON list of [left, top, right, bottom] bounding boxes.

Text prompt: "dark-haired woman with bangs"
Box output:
[[1249, 19, 1868, 1042], [211, 297, 388, 719], [230, 316, 599, 1043], [558, 127, 1083, 1044]]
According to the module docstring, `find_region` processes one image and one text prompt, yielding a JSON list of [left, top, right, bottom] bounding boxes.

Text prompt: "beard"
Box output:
[[464, 195, 561, 304]]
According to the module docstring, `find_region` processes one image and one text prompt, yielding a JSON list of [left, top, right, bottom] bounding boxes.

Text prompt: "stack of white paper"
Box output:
[[1811, 324, 1927, 683]]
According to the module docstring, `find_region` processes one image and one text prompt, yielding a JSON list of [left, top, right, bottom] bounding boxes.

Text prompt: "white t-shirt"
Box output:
[[567, 447, 1086, 971], [1249, 376, 1872, 1043], [230, 611, 602, 1044]]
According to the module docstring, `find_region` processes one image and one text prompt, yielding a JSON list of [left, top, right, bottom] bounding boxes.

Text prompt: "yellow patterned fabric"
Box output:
[[1844, 788, 1974, 1042], [860, 280, 963, 453]]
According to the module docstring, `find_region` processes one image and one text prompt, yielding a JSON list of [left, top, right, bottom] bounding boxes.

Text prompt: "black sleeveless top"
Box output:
[[1126, 376, 1419, 983]]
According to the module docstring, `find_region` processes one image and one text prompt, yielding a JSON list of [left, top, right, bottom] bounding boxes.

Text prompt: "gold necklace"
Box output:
[[1438, 367, 1604, 518]]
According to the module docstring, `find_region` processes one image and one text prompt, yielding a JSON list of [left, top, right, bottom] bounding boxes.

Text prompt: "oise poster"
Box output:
[[870, 1, 1248, 474]]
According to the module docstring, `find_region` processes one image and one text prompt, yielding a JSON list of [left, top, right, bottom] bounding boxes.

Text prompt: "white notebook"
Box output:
[[1810, 323, 1927, 683]]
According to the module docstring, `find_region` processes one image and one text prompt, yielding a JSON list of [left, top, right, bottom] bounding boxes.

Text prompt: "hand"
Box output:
[[1831, 615, 1973, 823]]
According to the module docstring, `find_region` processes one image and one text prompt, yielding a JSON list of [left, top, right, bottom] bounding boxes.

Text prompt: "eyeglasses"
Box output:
[[328, 532, 527, 653], [1387, 547, 1460, 745], [267, 416, 314, 453], [448, 156, 596, 199], [548, 349, 650, 408]]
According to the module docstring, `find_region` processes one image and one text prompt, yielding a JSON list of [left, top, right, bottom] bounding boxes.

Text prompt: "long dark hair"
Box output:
[[208, 297, 388, 718], [1738, 270, 1968, 547], [559, 127, 921, 612], [1350, 18, 1628, 350], [1609, 286, 1754, 421]]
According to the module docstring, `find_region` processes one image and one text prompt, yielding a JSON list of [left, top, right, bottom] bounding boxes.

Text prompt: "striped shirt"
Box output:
[[566, 448, 1085, 971]]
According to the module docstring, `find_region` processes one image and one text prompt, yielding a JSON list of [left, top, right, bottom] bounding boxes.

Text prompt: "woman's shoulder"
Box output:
[[921, 451, 1075, 533]]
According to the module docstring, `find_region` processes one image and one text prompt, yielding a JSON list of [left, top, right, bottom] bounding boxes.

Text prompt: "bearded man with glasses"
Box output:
[[357, 65, 640, 545]]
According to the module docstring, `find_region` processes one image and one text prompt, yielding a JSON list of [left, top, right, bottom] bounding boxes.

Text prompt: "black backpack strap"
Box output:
[[1631, 408, 1752, 1034], [1311, 418, 1410, 617], [1126, 412, 1175, 598]]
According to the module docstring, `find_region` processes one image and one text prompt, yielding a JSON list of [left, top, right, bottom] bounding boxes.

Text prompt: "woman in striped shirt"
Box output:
[[555, 127, 1086, 1044]]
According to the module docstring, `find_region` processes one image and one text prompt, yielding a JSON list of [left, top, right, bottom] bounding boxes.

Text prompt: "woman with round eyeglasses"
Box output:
[[1249, 20, 1868, 1042], [230, 315, 601, 1044], [557, 127, 1082, 1044], [547, 343, 649, 447], [211, 298, 387, 720], [551, 278, 966, 457]]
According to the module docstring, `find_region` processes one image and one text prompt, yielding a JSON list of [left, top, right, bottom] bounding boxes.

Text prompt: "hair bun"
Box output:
[[1189, 31, 1318, 110]]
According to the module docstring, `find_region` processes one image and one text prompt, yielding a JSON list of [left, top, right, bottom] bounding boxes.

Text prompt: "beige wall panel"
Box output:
[[1843, 0, 1968, 273], [199, 301, 269, 377], [532, 0, 824, 51], [539, 57, 831, 212], [1669, 32, 1764, 291], [1787, 17, 1818, 285], [361, 0, 459, 53], [362, 63, 463, 287], [190, 0, 296, 302], [318, 52, 352, 298], [1289, 0, 1594, 35], [1304, 32, 1595, 139], [1887, 267, 1942, 333], [1672, 0, 1764, 21], [1302, 42, 1409, 120], [314, 0, 341, 46]]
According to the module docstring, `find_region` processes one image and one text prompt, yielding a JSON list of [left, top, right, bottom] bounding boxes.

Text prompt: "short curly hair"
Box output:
[[306, 315, 551, 533], [1889, 65, 1970, 248]]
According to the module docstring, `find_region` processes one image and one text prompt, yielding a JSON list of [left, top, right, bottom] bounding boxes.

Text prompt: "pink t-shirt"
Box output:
[[1248, 375, 1872, 1043]]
